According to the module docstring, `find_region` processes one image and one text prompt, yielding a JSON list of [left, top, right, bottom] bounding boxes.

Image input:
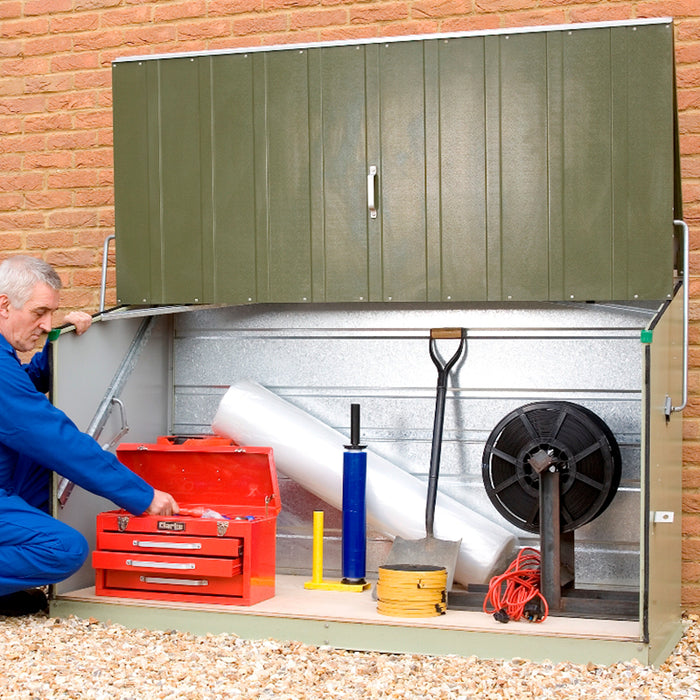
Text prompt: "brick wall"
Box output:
[[2, 0, 700, 606]]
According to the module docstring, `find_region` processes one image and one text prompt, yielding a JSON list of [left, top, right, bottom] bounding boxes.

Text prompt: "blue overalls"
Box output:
[[0, 335, 154, 595]]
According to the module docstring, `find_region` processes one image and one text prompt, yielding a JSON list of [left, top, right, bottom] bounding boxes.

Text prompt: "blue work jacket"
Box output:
[[0, 334, 154, 515]]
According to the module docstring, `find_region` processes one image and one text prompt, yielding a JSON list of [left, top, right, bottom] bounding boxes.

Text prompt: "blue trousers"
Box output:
[[0, 458, 88, 596]]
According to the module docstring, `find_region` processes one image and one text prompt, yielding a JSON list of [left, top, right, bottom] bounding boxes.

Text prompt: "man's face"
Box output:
[[0, 282, 60, 353]]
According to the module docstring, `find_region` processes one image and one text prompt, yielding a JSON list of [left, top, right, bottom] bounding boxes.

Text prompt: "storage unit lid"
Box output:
[[116, 436, 281, 515]]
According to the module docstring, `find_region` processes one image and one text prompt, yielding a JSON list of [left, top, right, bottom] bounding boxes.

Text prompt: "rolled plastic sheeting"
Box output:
[[212, 381, 517, 585]]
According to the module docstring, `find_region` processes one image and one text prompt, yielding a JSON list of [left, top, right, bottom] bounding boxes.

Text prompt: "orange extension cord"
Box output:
[[483, 547, 549, 623]]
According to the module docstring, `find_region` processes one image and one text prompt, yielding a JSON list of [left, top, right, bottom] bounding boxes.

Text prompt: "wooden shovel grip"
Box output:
[[430, 327, 462, 340]]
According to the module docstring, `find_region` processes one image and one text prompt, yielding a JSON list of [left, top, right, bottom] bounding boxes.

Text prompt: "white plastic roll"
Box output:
[[212, 380, 517, 585]]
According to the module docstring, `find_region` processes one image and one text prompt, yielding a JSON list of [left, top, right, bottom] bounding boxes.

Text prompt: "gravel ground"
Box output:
[[0, 613, 699, 699]]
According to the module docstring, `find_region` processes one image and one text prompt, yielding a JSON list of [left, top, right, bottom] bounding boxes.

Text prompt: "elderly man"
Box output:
[[0, 255, 178, 616]]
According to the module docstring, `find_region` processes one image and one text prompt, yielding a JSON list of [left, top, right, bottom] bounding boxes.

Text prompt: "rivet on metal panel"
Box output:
[[634, 294, 639, 299], [570, 294, 575, 299], [447, 296, 452, 301], [194, 298, 199, 302], [387, 296, 392, 301], [359, 296, 364, 301]]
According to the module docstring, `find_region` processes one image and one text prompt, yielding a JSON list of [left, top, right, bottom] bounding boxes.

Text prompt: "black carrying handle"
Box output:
[[426, 328, 466, 536]]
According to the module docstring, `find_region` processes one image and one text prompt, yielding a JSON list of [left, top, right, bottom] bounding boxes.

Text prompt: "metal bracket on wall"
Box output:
[[664, 219, 688, 417], [56, 316, 155, 506], [99, 234, 116, 313]]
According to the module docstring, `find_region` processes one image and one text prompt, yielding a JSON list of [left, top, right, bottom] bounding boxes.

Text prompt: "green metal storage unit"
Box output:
[[49, 18, 687, 666]]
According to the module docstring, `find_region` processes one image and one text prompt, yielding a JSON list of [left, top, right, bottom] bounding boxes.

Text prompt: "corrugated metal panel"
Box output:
[[169, 301, 658, 586], [113, 20, 677, 306]]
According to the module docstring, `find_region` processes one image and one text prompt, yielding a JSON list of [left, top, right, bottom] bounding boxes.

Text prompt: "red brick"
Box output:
[[412, 0, 473, 20], [265, 0, 320, 9], [0, 2, 21, 20], [0, 173, 44, 192], [47, 170, 99, 189], [47, 131, 98, 150], [26, 231, 76, 249], [24, 152, 72, 169], [0, 40, 22, 58], [23, 112, 72, 133], [0, 77, 23, 96], [48, 210, 99, 228], [232, 14, 289, 36], [123, 25, 178, 47], [637, 0, 700, 19], [21, 35, 72, 57], [350, 3, 410, 24], [72, 30, 126, 51], [0, 194, 24, 211], [74, 110, 112, 130], [0, 18, 49, 39], [24, 191, 73, 209], [474, 0, 533, 13], [102, 6, 153, 27], [678, 66, 700, 91], [295, 8, 352, 30], [441, 15, 502, 32], [0, 95, 46, 114], [74, 149, 113, 169], [378, 20, 440, 36], [24, 0, 73, 15], [176, 19, 234, 40], [209, 0, 263, 16], [0, 57, 50, 77], [50, 53, 101, 72], [0, 211, 46, 229], [501, 9, 568, 28], [73, 0, 121, 9], [74, 69, 111, 90], [0, 233, 23, 250], [46, 248, 99, 268], [49, 14, 100, 34], [24, 74, 74, 93], [153, 1, 207, 22], [46, 91, 98, 111]]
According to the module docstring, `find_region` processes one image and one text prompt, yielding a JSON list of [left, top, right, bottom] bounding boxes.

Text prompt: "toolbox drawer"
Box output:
[[93, 550, 242, 578], [96, 530, 243, 558]]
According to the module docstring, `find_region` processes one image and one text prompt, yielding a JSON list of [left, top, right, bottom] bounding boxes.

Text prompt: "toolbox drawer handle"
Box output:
[[132, 540, 202, 550], [140, 576, 209, 587], [125, 559, 196, 570]]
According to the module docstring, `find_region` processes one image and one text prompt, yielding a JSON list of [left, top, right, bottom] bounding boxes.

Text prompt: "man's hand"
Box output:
[[146, 489, 179, 516], [63, 311, 93, 335]]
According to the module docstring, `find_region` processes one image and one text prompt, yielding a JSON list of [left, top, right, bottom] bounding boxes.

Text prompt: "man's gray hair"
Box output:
[[0, 256, 62, 309]]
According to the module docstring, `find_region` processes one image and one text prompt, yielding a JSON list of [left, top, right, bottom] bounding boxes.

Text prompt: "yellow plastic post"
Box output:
[[311, 510, 324, 584], [304, 509, 372, 592]]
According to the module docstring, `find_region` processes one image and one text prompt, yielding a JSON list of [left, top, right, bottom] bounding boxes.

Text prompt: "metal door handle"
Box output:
[[140, 576, 209, 587], [125, 559, 195, 570], [132, 540, 202, 550], [367, 165, 377, 219]]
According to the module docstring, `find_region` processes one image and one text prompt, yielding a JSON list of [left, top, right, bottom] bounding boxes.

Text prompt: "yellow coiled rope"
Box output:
[[376, 564, 447, 617]]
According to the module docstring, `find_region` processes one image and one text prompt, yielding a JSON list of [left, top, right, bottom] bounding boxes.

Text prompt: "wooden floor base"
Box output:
[[50, 575, 681, 667]]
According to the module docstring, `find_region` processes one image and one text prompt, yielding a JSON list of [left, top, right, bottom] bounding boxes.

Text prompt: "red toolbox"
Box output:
[[92, 436, 281, 606]]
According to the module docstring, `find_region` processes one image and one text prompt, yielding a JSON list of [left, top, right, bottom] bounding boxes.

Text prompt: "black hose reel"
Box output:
[[482, 401, 622, 612]]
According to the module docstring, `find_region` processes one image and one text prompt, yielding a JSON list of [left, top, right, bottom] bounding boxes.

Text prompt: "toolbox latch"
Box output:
[[118, 515, 130, 532]]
